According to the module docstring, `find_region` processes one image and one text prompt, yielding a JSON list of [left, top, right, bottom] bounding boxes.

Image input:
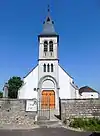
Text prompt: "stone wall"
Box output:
[[0, 98, 100, 128], [0, 98, 37, 129], [61, 99, 100, 121]]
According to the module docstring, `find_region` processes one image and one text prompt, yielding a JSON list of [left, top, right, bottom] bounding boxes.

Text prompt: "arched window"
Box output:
[[44, 41, 48, 52], [43, 64, 46, 72], [47, 64, 50, 72], [51, 64, 53, 72], [49, 41, 53, 52]]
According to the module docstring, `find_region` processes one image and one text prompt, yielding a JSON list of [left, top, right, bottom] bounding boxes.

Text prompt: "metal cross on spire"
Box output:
[[41, 5, 57, 35], [48, 4, 50, 13]]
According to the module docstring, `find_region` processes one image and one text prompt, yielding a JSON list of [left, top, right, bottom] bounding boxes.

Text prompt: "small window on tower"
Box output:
[[43, 64, 46, 72], [47, 64, 50, 72], [44, 41, 48, 52], [49, 41, 53, 52], [51, 64, 53, 72]]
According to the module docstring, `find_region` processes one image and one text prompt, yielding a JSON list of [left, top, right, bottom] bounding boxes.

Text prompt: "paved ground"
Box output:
[[0, 128, 97, 136]]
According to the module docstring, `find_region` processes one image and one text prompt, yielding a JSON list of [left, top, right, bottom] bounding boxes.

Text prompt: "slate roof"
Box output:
[[79, 86, 98, 94], [40, 7, 57, 36]]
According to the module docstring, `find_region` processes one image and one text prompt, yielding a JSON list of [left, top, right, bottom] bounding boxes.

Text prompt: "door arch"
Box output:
[[41, 90, 55, 109]]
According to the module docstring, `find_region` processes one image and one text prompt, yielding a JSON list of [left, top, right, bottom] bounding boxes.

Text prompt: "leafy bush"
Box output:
[[69, 117, 100, 131], [0, 91, 3, 98], [7, 76, 23, 98]]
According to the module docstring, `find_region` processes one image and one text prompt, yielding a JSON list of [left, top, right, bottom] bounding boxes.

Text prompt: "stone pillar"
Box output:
[[3, 83, 9, 98]]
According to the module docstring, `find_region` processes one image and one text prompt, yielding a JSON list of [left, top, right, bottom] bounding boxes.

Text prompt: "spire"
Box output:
[[40, 5, 57, 36]]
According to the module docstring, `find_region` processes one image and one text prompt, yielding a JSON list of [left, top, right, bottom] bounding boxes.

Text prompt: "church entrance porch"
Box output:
[[41, 90, 55, 109], [37, 76, 60, 120], [37, 90, 56, 120]]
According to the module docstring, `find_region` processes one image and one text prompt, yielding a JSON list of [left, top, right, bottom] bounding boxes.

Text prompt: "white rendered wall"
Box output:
[[38, 60, 59, 82], [18, 66, 38, 99], [70, 83, 77, 99], [76, 89, 80, 99], [80, 92, 99, 99], [42, 80, 55, 89], [59, 65, 73, 99]]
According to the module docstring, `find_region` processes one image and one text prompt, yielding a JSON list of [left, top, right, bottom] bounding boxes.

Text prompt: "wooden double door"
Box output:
[[41, 90, 55, 109]]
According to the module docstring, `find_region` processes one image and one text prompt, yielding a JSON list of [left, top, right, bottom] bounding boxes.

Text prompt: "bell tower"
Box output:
[[37, 6, 60, 115], [38, 6, 59, 81], [38, 6, 59, 61]]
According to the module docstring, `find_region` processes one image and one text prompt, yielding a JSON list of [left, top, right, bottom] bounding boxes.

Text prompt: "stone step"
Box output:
[[37, 120, 59, 124], [37, 120, 63, 128], [37, 116, 48, 120]]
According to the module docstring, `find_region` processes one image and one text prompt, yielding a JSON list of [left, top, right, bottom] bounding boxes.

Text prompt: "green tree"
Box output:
[[0, 91, 3, 98], [8, 76, 23, 98]]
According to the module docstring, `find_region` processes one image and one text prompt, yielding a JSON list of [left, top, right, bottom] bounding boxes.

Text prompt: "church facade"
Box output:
[[18, 10, 80, 115]]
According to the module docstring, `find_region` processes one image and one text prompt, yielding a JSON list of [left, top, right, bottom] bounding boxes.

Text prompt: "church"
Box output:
[[18, 8, 99, 115], [18, 8, 79, 114]]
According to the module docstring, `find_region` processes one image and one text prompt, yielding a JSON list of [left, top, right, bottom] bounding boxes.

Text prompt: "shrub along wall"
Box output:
[[69, 117, 100, 131]]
